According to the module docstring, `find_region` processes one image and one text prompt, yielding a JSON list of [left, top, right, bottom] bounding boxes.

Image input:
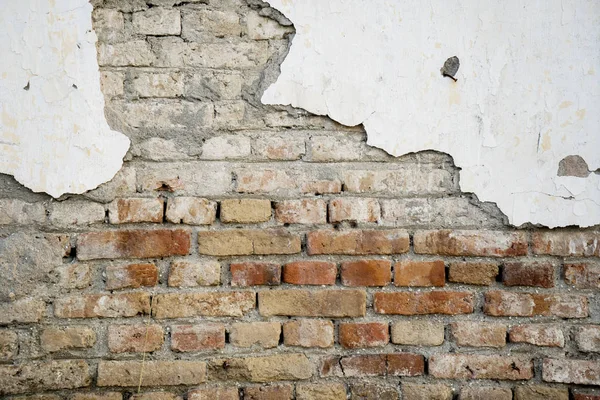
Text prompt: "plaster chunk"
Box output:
[[263, 0, 600, 227], [0, 0, 130, 198]]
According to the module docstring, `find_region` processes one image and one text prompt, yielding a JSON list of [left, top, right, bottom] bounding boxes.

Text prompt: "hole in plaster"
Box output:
[[557, 155, 590, 178], [441, 56, 460, 82], [23, 81, 29, 91]]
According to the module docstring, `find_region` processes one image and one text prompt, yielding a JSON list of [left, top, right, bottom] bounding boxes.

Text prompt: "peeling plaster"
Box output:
[[0, 0, 130, 198], [262, 0, 600, 227]]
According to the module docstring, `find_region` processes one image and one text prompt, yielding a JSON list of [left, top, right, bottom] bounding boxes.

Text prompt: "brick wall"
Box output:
[[0, 0, 599, 398]]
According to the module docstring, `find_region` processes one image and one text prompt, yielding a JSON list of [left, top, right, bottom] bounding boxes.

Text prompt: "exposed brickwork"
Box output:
[[1, 2, 597, 397]]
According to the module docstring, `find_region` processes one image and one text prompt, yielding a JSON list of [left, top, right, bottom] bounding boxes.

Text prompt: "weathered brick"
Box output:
[[459, 387, 512, 400], [153, 292, 255, 318], [97, 41, 154, 67], [514, 385, 569, 400], [105, 263, 158, 290], [171, 324, 225, 352], [130, 393, 181, 400], [0, 297, 45, 324], [168, 260, 221, 287], [414, 230, 528, 256], [430, 354, 533, 380], [182, 9, 241, 41], [0, 199, 45, 225], [564, 262, 600, 289], [259, 289, 366, 317], [341, 260, 391, 286], [275, 199, 327, 224], [503, 261, 555, 288], [343, 168, 454, 195], [394, 260, 445, 287], [108, 324, 163, 353], [402, 384, 453, 400], [229, 322, 281, 349], [307, 229, 409, 255], [0, 360, 90, 395], [543, 359, 600, 385], [70, 392, 123, 400], [58, 263, 92, 289], [339, 322, 389, 348], [48, 201, 105, 226], [301, 180, 342, 194], [243, 384, 293, 400], [532, 231, 600, 257], [391, 321, 445, 346], [131, 72, 184, 98], [448, 262, 499, 285], [78, 230, 191, 260], [220, 199, 272, 223], [340, 355, 386, 377], [200, 135, 251, 160], [230, 263, 281, 286], [198, 230, 301, 256], [329, 198, 380, 223], [165, 197, 217, 225], [209, 354, 312, 382], [573, 391, 600, 400], [509, 324, 565, 347], [253, 135, 305, 160], [41, 327, 96, 352], [185, 70, 243, 101], [575, 325, 600, 352], [98, 360, 206, 387], [54, 293, 150, 318], [484, 291, 588, 318], [245, 13, 293, 40], [387, 353, 425, 376], [296, 382, 346, 400], [0, 330, 18, 360], [92, 8, 124, 42], [283, 261, 337, 285], [451, 321, 506, 347], [350, 383, 399, 400], [283, 319, 334, 348], [108, 198, 163, 224], [374, 291, 474, 315], [133, 8, 181, 35], [188, 386, 239, 400]]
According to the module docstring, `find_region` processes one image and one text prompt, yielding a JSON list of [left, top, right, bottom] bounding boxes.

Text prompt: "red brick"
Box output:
[[108, 324, 163, 353], [105, 263, 158, 290], [564, 262, 600, 289], [339, 322, 389, 348], [329, 198, 380, 223], [374, 291, 474, 315], [188, 386, 239, 400], [394, 260, 445, 287], [532, 231, 600, 257], [484, 290, 588, 318], [54, 293, 150, 318], [230, 263, 281, 286], [275, 199, 327, 224], [97, 360, 206, 387], [307, 229, 409, 255], [198, 230, 301, 256], [243, 384, 293, 400], [108, 198, 163, 224], [450, 321, 506, 347], [573, 392, 600, 400], [171, 324, 225, 352], [340, 260, 391, 286], [509, 325, 565, 347], [543, 358, 600, 385], [387, 353, 425, 376], [153, 292, 255, 318], [283, 319, 334, 348], [341, 355, 387, 377], [414, 230, 528, 257], [503, 261, 554, 288], [78, 230, 191, 260], [283, 261, 337, 285], [430, 354, 533, 380], [259, 289, 366, 317], [448, 262, 499, 285]]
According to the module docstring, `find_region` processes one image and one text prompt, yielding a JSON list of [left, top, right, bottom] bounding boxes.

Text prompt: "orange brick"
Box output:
[[230, 263, 281, 286], [108, 198, 164, 224], [394, 260, 445, 287], [387, 353, 425, 376], [341, 260, 391, 286], [283, 261, 337, 285], [329, 198, 380, 223], [105, 263, 158, 290], [339, 322, 389, 348], [532, 231, 600, 257], [171, 324, 225, 352], [564, 262, 600, 289], [374, 291, 474, 315], [307, 229, 409, 255], [414, 230, 528, 257], [484, 291, 588, 318]]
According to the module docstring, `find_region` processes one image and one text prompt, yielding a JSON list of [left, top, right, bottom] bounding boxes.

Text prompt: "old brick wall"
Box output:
[[0, 0, 599, 399]]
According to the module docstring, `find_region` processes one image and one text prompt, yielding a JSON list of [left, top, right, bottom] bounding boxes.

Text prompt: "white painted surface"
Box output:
[[0, 0, 129, 198], [263, 0, 600, 227]]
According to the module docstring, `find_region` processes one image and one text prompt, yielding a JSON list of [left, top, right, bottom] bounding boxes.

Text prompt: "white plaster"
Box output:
[[263, 0, 600, 227], [0, 0, 130, 198]]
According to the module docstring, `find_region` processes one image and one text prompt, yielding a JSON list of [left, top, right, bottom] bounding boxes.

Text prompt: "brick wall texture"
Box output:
[[0, 0, 599, 398]]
